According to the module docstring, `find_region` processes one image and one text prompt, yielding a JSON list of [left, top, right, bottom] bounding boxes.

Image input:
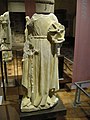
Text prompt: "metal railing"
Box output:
[[64, 56, 73, 79], [73, 80, 90, 107]]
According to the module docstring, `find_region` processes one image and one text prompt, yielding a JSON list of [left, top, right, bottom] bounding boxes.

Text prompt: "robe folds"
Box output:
[[21, 13, 65, 112]]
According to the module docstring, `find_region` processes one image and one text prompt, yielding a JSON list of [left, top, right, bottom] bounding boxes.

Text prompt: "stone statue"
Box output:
[[21, 0, 65, 112], [0, 11, 12, 61]]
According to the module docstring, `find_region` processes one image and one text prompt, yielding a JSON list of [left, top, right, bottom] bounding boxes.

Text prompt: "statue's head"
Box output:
[[35, 0, 55, 14]]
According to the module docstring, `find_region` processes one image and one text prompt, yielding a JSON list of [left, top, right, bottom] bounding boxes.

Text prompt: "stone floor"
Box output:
[[0, 85, 90, 120], [57, 88, 90, 120]]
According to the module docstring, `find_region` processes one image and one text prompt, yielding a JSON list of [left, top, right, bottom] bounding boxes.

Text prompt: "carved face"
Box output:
[[0, 15, 8, 44], [0, 23, 4, 44], [0, 12, 12, 48]]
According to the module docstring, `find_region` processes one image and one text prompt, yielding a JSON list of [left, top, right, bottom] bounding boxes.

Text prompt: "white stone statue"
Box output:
[[21, 12, 65, 112], [0, 11, 12, 61]]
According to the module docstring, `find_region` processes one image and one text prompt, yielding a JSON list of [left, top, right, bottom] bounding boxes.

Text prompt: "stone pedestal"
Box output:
[[20, 98, 66, 120], [35, 0, 55, 13]]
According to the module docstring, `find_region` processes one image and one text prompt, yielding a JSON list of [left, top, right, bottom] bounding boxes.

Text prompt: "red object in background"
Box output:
[[25, 0, 36, 18], [72, 0, 90, 84]]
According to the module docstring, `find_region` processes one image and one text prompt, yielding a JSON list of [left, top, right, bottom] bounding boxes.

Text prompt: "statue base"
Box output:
[[20, 98, 66, 120]]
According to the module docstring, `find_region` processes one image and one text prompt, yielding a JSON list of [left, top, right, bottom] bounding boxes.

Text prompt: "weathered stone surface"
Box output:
[[21, 13, 65, 112], [0, 11, 12, 61], [35, 0, 55, 13]]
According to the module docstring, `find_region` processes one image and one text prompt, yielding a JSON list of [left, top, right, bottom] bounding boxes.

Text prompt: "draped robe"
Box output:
[[21, 13, 65, 112]]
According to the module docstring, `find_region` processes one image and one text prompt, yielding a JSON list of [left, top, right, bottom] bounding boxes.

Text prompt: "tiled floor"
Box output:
[[0, 84, 90, 120], [57, 88, 90, 120]]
